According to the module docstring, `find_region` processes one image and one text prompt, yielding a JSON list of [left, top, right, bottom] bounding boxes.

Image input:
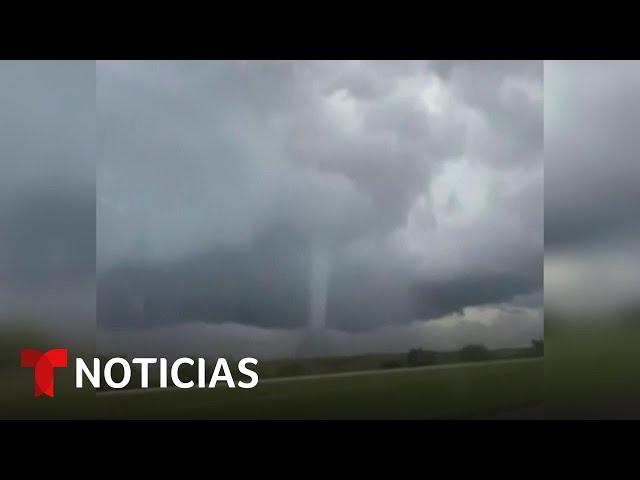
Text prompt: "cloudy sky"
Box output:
[[0, 61, 95, 330], [95, 60, 543, 357], [545, 61, 640, 313]]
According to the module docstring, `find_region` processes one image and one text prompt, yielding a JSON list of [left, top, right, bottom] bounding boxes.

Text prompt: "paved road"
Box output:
[[97, 356, 542, 397]]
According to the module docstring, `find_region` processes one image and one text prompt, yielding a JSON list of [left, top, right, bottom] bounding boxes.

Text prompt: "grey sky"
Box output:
[[0, 61, 95, 323], [545, 61, 640, 252], [545, 61, 640, 312], [97, 60, 543, 346]]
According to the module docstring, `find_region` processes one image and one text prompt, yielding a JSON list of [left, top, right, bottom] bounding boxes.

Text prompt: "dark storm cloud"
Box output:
[[97, 61, 543, 332], [0, 61, 95, 314], [545, 61, 640, 252], [98, 304, 543, 360], [431, 60, 543, 167], [97, 61, 460, 263]]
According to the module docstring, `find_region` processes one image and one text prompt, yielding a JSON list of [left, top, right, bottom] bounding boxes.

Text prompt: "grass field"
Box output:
[[2, 357, 543, 419], [546, 317, 640, 418], [88, 344, 540, 392], [0, 325, 543, 419], [251, 346, 539, 380]]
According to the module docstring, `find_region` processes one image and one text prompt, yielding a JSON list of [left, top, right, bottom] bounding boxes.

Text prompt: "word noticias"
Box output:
[[20, 348, 259, 397]]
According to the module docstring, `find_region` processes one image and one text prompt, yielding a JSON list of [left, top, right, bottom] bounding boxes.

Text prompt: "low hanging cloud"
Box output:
[[97, 61, 543, 334], [98, 304, 543, 360]]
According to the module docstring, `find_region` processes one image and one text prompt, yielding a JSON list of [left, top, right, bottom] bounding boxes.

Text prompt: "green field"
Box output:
[[0, 325, 543, 419], [252, 346, 540, 380], [546, 314, 640, 418], [87, 343, 540, 392], [2, 358, 543, 419]]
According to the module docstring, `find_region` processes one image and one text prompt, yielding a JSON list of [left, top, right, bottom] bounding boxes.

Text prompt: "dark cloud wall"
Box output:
[[97, 61, 543, 332]]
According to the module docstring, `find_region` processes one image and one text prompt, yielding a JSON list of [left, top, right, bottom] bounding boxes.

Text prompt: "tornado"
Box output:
[[309, 241, 331, 330]]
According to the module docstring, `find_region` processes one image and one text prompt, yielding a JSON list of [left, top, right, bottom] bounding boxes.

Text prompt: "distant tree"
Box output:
[[407, 348, 422, 366], [407, 348, 437, 367], [276, 363, 308, 378], [531, 340, 544, 356], [459, 344, 490, 362], [380, 360, 405, 369]]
